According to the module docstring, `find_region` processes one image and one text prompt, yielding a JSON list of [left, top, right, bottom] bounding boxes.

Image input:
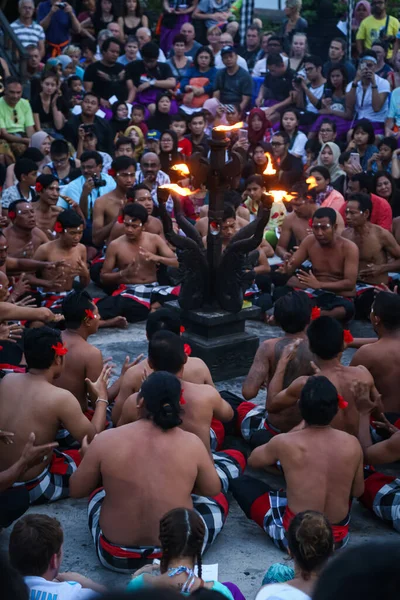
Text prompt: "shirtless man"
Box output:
[[109, 183, 164, 241], [100, 203, 178, 319], [0, 326, 110, 505], [231, 375, 364, 550], [267, 315, 381, 436], [5, 200, 48, 259], [351, 291, 400, 415], [92, 156, 136, 247], [70, 371, 226, 572], [280, 206, 359, 321], [33, 174, 83, 241], [114, 308, 213, 423], [196, 191, 251, 238]]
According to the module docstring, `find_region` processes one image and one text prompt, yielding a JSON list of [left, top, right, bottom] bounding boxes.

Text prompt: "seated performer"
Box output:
[[100, 203, 179, 321], [267, 316, 381, 436], [231, 375, 365, 550], [70, 371, 229, 572], [279, 207, 358, 321], [92, 156, 137, 247], [196, 191, 250, 238], [4, 200, 48, 259], [109, 184, 165, 241], [341, 193, 400, 319], [351, 291, 400, 416], [0, 327, 110, 505]]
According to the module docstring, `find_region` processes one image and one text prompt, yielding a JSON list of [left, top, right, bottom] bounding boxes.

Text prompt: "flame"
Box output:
[[263, 153, 277, 176], [269, 190, 295, 203], [171, 164, 190, 176], [306, 176, 318, 190], [213, 121, 244, 132], [159, 184, 198, 196]]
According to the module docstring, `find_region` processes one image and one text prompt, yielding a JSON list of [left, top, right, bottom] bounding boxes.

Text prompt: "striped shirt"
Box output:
[[10, 19, 45, 47]]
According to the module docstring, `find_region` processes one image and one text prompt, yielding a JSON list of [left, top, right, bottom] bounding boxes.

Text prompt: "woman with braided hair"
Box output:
[[127, 508, 234, 599]]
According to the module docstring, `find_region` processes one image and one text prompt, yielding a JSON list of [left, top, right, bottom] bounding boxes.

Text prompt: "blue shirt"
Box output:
[[60, 174, 116, 220], [37, 1, 74, 44]]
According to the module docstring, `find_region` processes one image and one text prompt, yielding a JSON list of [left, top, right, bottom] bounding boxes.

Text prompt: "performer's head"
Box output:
[[7, 200, 36, 231], [148, 330, 186, 375], [62, 289, 100, 333], [309, 207, 337, 246], [307, 316, 344, 360], [146, 308, 181, 340], [137, 371, 183, 431], [110, 156, 136, 192], [35, 174, 59, 206], [344, 193, 372, 229], [55, 210, 84, 247], [159, 508, 205, 576], [221, 203, 237, 242], [122, 203, 148, 241], [274, 291, 312, 333], [371, 291, 400, 333], [24, 326, 67, 376], [299, 375, 339, 426]]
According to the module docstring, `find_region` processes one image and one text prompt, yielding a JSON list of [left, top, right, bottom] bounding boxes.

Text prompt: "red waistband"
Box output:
[[282, 505, 349, 543], [99, 534, 162, 559]]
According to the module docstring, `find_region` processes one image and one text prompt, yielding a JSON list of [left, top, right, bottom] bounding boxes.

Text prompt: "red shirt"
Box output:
[[340, 193, 392, 231], [178, 137, 192, 157]]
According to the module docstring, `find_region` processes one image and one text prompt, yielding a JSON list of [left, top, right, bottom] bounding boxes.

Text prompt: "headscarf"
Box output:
[[159, 130, 181, 174], [57, 55, 73, 73], [248, 108, 271, 147], [30, 131, 51, 150], [124, 125, 145, 161], [352, 1, 371, 28], [317, 142, 345, 183]]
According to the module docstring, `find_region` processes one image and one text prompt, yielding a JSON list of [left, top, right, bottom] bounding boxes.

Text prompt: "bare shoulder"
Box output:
[[34, 239, 55, 257], [347, 363, 374, 382], [187, 356, 209, 371], [259, 337, 279, 357], [341, 227, 353, 239], [341, 236, 358, 252], [33, 227, 49, 243]]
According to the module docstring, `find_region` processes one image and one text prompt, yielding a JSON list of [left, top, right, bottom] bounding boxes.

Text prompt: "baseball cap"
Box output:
[[147, 130, 161, 141], [221, 45, 237, 56]]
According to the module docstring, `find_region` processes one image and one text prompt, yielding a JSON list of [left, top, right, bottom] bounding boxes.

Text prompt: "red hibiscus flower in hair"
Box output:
[[308, 218, 313, 227], [8, 210, 16, 220], [180, 325, 185, 334], [85, 309, 95, 320], [35, 182, 43, 193], [117, 215, 124, 224], [54, 221, 63, 234], [180, 389, 186, 405], [52, 342, 68, 356], [184, 343, 192, 356], [343, 329, 353, 344], [108, 168, 116, 177], [337, 394, 348, 409], [311, 306, 321, 320]]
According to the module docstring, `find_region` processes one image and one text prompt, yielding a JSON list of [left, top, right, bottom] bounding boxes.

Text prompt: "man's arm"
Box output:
[[64, 3, 81, 33], [92, 199, 115, 246], [100, 242, 131, 286], [385, 117, 396, 137], [248, 435, 281, 470], [39, 3, 57, 30], [242, 341, 271, 400], [360, 413, 400, 464], [210, 387, 234, 422], [126, 80, 137, 104], [0, 128, 29, 145], [147, 235, 178, 267], [239, 95, 251, 113], [371, 74, 388, 112], [193, 436, 222, 497], [69, 434, 103, 498], [153, 77, 176, 91], [117, 393, 138, 426], [253, 248, 270, 275], [276, 215, 294, 261], [284, 236, 311, 274]]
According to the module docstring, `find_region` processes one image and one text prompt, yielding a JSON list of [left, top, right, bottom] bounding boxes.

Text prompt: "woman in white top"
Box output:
[[280, 109, 308, 162], [255, 511, 333, 600], [288, 32, 308, 76]]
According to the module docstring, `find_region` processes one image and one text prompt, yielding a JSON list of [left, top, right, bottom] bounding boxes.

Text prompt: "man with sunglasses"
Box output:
[[271, 131, 303, 188], [279, 206, 358, 321], [0, 77, 35, 159], [356, 0, 399, 59]]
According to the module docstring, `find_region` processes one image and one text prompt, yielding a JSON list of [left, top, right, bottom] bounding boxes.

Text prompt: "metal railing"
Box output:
[[0, 10, 28, 81]]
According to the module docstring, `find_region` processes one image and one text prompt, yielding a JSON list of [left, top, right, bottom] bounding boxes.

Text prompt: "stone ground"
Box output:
[[0, 318, 398, 597]]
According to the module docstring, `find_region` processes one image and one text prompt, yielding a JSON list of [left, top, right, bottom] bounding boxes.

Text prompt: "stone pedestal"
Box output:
[[165, 301, 261, 382]]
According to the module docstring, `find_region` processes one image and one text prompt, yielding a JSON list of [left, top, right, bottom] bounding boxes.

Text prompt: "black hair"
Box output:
[[352, 119, 376, 146], [139, 371, 182, 431], [146, 308, 181, 340], [273, 130, 290, 144], [111, 100, 128, 119], [8, 199, 31, 215], [222, 203, 236, 222], [142, 41, 159, 59], [274, 291, 312, 333], [287, 510, 333, 573], [310, 165, 330, 181], [56, 210, 84, 230], [24, 327, 64, 370], [347, 192, 372, 216], [305, 138, 321, 158], [115, 136, 135, 150], [339, 151, 351, 166], [194, 45, 215, 70], [123, 202, 148, 224], [267, 53, 284, 67], [171, 113, 187, 124], [349, 172, 373, 193], [80, 150, 103, 165], [187, 111, 206, 124], [331, 37, 347, 51], [132, 104, 145, 114], [371, 40, 387, 52], [14, 159, 38, 181], [159, 508, 205, 577], [304, 54, 323, 68], [123, 0, 142, 17], [62, 289, 95, 329], [173, 33, 186, 45], [307, 316, 343, 359], [360, 49, 378, 61], [378, 137, 397, 152], [20, 148, 44, 163], [41, 69, 59, 83], [102, 36, 121, 53], [280, 108, 300, 132], [82, 91, 100, 103], [223, 190, 243, 210], [327, 64, 348, 92], [267, 35, 283, 46], [67, 75, 81, 87], [373, 170, 395, 200], [245, 174, 265, 188], [111, 155, 136, 172], [81, 39, 97, 54], [50, 139, 69, 157], [290, 180, 311, 200], [129, 183, 152, 197], [36, 173, 58, 189], [0, 554, 28, 600], [313, 541, 400, 600], [5, 76, 22, 87], [319, 117, 337, 133], [148, 330, 186, 374], [299, 375, 339, 426], [373, 291, 400, 330], [312, 207, 337, 225]]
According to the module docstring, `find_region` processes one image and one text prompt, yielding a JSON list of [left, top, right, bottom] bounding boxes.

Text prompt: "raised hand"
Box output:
[[121, 354, 144, 377], [20, 432, 58, 470], [85, 363, 114, 402]]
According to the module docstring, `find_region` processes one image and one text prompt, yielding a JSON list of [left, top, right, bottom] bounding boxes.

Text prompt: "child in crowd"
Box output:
[[170, 114, 192, 157], [66, 76, 84, 107], [131, 104, 148, 137]]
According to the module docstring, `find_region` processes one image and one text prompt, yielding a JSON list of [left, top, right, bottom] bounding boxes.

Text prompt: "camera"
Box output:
[[56, 2, 67, 8], [294, 76, 303, 85], [82, 124, 95, 134], [92, 174, 106, 189]]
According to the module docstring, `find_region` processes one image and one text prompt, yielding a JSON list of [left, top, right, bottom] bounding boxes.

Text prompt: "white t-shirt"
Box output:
[[289, 130, 308, 161], [24, 576, 99, 600], [305, 83, 325, 114], [345, 74, 390, 122], [256, 583, 311, 600]]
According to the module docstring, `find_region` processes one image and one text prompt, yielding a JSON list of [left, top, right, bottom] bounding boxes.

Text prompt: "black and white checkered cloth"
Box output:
[[239, 0, 255, 46]]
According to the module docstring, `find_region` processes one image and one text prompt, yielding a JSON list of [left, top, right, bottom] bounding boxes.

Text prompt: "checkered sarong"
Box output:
[[113, 283, 180, 310], [212, 449, 246, 494], [237, 402, 281, 441], [361, 473, 400, 532], [39, 290, 69, 310], [88, 487, 229, 573], [12, 449, 80, 505], [56, 406, 114, 449]]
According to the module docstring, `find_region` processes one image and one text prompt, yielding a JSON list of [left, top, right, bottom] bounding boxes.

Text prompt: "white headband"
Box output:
[[361, 56, 377, 64]]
